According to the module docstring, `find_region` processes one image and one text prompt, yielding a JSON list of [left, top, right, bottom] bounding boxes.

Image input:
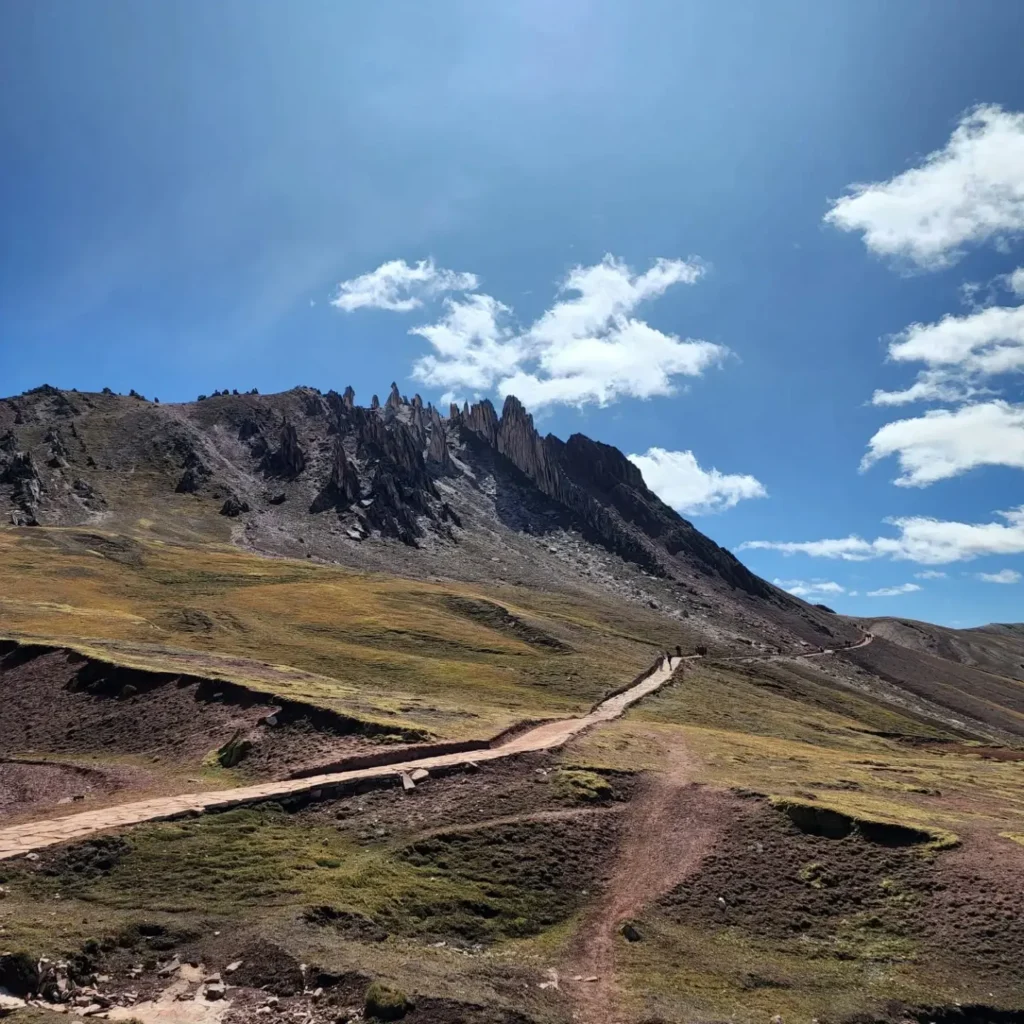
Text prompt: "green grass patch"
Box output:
[[8, 807, 611, 949], [551, 768, 614, 803]]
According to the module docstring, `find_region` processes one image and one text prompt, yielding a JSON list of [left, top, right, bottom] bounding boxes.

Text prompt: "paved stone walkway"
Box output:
[[0, 656, 683, 860]]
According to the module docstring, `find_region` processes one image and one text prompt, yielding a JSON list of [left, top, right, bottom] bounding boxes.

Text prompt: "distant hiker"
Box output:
[[675, 644, 682, 657]]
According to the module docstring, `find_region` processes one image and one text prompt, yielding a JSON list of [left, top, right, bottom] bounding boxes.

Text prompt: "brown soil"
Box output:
[[0, 647, 383, 780], [0, 759, 156, 818], [299, 751, 637, 843], [661, 799, 1024, 985]]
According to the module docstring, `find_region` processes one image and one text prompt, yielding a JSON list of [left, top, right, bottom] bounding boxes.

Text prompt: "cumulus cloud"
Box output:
[[976, 568, 1021, 584], [773, 578, 846, 598], [335, 254, 725, 410], [860, 401, 1024, 486], [871, 302, 1024, 407], [740, 505, 1024, 565], [866, 583, 921, 597], [914, 570, 947, 579], [1010, 267, 1024, 296], [824, 104, 1024, 269], [628, 447, 767, 515], [331, 258, 478, 312], [410, 294, 522, 393]]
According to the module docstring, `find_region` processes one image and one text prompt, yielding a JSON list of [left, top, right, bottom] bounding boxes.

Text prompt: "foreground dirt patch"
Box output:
[[0, 647, 386, 785], [657, 797, 1024, 1007], [0, 760, 157, 819]]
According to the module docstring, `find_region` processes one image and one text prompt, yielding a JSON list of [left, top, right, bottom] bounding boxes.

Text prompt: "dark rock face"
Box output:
[[459, 396, 777, 601], [425, 405, 454, 474], [45, 428, 69, 468], [262, 422, 306, 478], [1, 443, 44, 523], [310, 440, 360, 514], [220, 496, 251, 517], [175, 451, 211, 494], [463, 398, 499, 447], [355, 408, 439, 544]]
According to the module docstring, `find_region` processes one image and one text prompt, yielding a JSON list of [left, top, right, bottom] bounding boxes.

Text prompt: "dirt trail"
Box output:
[[560, 738, 729, 1024], [0, 634, 872, 861], [0, 656, 682, 860]]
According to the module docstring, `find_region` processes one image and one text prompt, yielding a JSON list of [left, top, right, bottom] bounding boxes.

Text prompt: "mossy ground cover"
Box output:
[[0, 526, 691, 739], [571, 659, 1024, 837], [1, 798, 618, 957]]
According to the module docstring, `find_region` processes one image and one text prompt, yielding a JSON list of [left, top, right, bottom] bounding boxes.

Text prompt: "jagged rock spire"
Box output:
[[342, 386, 355, 409], [385, 382, 403, 414], [310, 439, 360, 513], [426, 405, 454, 474]]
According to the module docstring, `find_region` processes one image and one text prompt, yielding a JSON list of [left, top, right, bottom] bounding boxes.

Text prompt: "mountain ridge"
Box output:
[[0, 382, 843, 653]]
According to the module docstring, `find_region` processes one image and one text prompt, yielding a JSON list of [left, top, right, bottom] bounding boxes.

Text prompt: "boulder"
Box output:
[[220, 496, 251, 517]]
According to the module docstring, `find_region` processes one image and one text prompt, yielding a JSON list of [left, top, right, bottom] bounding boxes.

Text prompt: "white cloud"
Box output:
[[866, 583, 921, 597], [499, 255, 723, 408], [331, 258, 478, 312], [976, 568, 1021, 584], [1010, 267, 1024, 296], [861, 401, 1024, 486], [628, 447, 767, 515], [773, 578, 846, 598], [740, 505, 1024, 565], [824, 104, 1024, 269], [914, 570, 947, 579], [410, 294, 522, 392], [871, 302, 1024, 407], [336, 253, 725, 410], [871, 371, 988, 408]]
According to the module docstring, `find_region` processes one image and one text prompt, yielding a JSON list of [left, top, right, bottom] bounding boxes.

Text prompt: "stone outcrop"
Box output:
[[425, 405, 454, 473], [463, 399, 499, 446], [261, 421, 306, 478], [1, 447, 43, 524], [458, 395, 775, 600], [175, 450, 211, 494], [384, 382, 404, 417], [44, 428, 69, 469], [310, 440, 360, 514], [220, 496, 251, 517]]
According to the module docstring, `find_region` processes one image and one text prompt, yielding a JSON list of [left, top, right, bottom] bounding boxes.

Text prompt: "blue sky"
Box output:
[[2, 1, 1024, 627]]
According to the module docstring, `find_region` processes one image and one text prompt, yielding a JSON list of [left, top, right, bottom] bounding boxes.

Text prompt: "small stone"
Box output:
[[401, 772, 415, 792], [25, 852, 39, 862], [225, 961, 243, 974], [205, 983, 226, 1001], [410, 768, 429, 783], [157, 958, 181, 978]]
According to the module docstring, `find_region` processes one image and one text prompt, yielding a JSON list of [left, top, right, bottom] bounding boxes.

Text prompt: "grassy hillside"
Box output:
[[0, 525, 697, 739]]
